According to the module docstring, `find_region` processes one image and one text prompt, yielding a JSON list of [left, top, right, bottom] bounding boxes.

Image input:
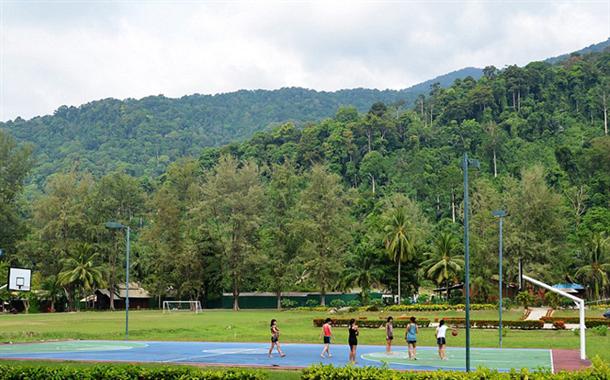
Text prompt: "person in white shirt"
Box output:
[[435, 319, 448, 360]]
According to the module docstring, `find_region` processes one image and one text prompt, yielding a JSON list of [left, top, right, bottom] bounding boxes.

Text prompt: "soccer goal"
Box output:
[[162, 300, 202, 313]]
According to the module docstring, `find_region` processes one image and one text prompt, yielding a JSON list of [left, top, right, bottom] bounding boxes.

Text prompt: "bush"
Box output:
[[441, 318, 544, 329], [329, 299, 346, 308], [592, 325, 608, 336], [544, 292, 560, 309], [348, 299, 361, 307], [280, 298, 298, 309], [301, 360, 610, 379], [552, 320, 566, 330], [540, 316, 610, 328], [312, 318, 430, 328], [384, 303, 495, 312], [515, 291, 534, 308], [305, 299, 319, 307], [0, 364, 264, 379]]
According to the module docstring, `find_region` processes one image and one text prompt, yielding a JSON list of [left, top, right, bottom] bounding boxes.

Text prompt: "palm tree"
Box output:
[[384, 208, 416, 304], [420, 232, 464, 300], [58, 244, 106, 310], [340, 246, 384, 305], [575, 233, 610, 300]]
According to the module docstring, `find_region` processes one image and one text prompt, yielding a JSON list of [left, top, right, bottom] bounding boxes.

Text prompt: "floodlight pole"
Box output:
[[493, 210, 506, 349], [125, 226, 130, 340], [462, 152, 479, 373]]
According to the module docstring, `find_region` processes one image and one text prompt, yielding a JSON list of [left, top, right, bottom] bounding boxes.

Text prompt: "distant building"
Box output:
[[86, 283, 153, 310]]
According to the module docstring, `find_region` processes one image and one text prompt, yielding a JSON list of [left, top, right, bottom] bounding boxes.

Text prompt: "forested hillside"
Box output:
[[1, 50, 609, 311], [1, 88, 422, 183]]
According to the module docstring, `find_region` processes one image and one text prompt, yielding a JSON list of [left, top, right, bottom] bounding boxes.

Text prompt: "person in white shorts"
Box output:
[[436, 319, 448, 360]]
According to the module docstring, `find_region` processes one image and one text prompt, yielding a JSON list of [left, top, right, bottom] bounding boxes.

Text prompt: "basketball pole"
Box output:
[[462, 153, 479, 373], [522, 274, 586, 360], [492, 210, 506, 349]]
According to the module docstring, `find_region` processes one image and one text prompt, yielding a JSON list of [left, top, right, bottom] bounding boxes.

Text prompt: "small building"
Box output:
[[552, 283, 585, 297], [90, 283, 153, 310]]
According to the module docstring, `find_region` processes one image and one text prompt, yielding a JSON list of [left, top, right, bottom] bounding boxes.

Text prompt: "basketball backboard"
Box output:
[[8, 268, 31, 292]]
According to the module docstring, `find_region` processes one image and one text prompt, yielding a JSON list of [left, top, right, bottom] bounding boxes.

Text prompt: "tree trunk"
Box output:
[[451, 190, 456, 223], [367, 130, 372, 153], [446, 278, 450, 301], [320, 287, 326, 306], [493, 148, 497, 178], [603, 92, 608, 136], [517, 90, 521, 112], [512, 91, 516, 110], [232, 270, 240, 311], [276, 290, 282, 310], [397, 261, 401, 305]]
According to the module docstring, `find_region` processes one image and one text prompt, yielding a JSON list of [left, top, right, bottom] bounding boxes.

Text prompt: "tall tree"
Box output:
[[0, 130, 32, 256], [575, 233, 610, 300], [260, 161, 303, 309], [420, 232, 464, 300], [295, 165, 352, 306], [201, 156, 264, 310], [381, 194, 428, 304]]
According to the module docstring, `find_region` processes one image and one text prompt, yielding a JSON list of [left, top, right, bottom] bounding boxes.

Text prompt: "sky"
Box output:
[[1, 1, 609, 121]]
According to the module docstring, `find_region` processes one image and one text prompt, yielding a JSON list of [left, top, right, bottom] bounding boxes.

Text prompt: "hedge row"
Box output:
[[312, 318, 430, 328], [442, 318, 544, 329], [301, 361, 608, 379], [385, 304, 496, 312], [0, 364, 264, 380], [540, 316, 610, 327]]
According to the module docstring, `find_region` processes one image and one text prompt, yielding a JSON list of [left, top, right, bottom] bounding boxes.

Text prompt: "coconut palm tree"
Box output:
[[340, 246, 384, 305], [383, 207, 416, 304], [575, 233, 610, 300], [420, 232, 464, 300], [58, 244, 106, 310]]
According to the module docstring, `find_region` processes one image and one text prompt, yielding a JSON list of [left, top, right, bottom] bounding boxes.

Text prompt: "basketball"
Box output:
[[452, 329, 458, 336]]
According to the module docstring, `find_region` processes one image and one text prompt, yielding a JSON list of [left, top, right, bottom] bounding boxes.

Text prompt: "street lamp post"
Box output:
[[492, 209, 506, 349], [105, 221, 130, 340], [462, 152, 479, 372]]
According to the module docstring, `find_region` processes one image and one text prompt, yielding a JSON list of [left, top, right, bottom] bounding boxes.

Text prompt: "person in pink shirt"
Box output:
[[320, 318, 333, 358]]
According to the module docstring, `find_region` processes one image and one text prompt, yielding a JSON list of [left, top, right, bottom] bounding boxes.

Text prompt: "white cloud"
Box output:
[[1, 0, 608, 121]]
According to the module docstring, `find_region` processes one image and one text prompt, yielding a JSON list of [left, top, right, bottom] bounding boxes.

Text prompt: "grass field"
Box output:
[[0, 309, 607, 364]]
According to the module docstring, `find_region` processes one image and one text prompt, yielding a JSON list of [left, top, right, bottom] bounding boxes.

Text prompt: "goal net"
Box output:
[[162, 301, 202, 313]]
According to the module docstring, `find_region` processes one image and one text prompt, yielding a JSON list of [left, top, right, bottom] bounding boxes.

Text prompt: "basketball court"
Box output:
[[0, 340, 584, 372]]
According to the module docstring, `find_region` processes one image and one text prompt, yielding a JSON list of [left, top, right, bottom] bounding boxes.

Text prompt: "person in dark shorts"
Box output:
[[406, 316, 418, 360], [385, 316, 394, 354], [268, 319, 286, 358], [436, 319, 448, 360], [320, 318, 333, 358], [348, 318, 359, 364]]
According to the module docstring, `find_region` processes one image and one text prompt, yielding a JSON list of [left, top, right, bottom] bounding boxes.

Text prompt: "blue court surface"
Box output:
[[0, 340, 554, 372]]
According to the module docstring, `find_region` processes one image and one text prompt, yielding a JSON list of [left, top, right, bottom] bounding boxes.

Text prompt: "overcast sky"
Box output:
[[1, 1, 609, 121]]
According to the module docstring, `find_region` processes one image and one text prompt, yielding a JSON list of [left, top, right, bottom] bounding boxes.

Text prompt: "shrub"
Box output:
[[305, 299, 319, 307], [552, 320, 566, 330], [539, 316, 610, 328], [384, 303, 495, 312], [441, 318, 543, 329], [0, 364, 264, 380], [544, 292, 560, 309], [301, 360, 610, 379], [347, 299, 361, 307], [515, 291, 534, 308], [280, 298, 298, 309], [592, 325, 608, 336], [329, 299, 346, 308], [312, 318, 430, 328]]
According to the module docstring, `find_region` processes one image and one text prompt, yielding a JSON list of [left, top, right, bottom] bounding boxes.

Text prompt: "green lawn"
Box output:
[[0, 309, 607, 363]]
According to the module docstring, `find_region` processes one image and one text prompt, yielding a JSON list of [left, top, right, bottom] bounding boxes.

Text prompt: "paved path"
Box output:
[[526, 307, 550, 321]]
